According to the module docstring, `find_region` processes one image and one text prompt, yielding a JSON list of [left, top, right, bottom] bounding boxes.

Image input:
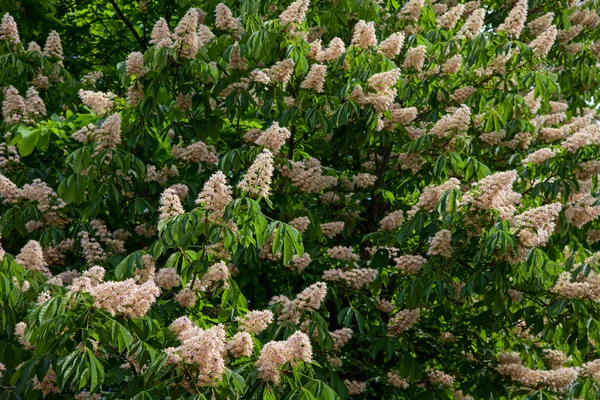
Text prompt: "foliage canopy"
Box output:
[[2, 0, 600, 399]]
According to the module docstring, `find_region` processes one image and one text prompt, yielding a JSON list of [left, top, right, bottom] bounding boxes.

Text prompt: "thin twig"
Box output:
[[108, 0, 147, 50]]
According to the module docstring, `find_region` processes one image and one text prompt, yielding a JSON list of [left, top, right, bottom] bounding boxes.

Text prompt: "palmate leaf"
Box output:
[[56, 351, 80, 390]]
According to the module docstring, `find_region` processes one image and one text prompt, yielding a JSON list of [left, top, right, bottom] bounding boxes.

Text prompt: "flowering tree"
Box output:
[[2, 0, 600, 398]]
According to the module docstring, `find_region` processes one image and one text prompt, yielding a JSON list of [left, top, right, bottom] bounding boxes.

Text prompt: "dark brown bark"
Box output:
[[360, 145, 392, 258], [287, 125, 296, 159]]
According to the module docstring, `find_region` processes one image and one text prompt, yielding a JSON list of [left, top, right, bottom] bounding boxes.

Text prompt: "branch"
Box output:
[[108, 0, 147, 51], [189, 210, 210, 289], [360, 145, 392, 257], [287, 125, 296, 159]]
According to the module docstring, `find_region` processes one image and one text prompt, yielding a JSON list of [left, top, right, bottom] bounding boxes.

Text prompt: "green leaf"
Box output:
[[111, 320, 133, 353], [16, 126, 37, 156], [88, 350, 99, 392], [318, 383, 338, 400], [57, 175, 76, 204], [230, 369, 245, 393], [36, 127, 50, 150], [272, 222, 283, 257], [35, 355, 50, 382], [283, 227, 294, 265], [56, 351, 80, 390], [38, 296, 57, 323], [151, 240, 164, 259], [255, 214, 269, 247], [132, 392, 154, 400], [370, 248, 389, 269], [115, 253, 133, 280], [143, 354, 168, 385], [492, 291, 505, 316]]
